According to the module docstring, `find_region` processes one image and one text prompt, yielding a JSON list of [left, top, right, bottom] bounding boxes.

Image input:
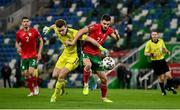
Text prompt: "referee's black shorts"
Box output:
[[151, 59, 170, 76]]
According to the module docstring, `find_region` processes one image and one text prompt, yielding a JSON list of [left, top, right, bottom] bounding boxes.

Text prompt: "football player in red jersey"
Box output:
[[65, 14, 120, 102], [15, 16, 43, 96]]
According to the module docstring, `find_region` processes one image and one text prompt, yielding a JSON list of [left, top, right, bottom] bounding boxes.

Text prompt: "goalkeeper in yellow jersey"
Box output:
[[43, 19, 108, 102]]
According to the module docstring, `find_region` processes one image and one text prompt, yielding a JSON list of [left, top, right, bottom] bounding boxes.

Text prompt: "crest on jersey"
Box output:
[[28, 33, 32, 36]]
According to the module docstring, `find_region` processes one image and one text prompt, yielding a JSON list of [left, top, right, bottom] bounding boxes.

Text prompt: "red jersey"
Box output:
[[83, 24, 113, 55], [16, 28, 42, 59]]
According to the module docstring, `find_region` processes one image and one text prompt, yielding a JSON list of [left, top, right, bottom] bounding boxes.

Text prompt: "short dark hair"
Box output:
[[151, 29, 158, 33], [22, 16, 29, 21], [101, 14, 111, 21], [55, 19, 67, 28]]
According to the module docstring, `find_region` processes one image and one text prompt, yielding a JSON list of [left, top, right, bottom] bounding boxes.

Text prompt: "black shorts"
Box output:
[[151, 59, 169, 75]]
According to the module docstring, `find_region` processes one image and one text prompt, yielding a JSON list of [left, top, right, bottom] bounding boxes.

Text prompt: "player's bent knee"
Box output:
[[52, 67, 61, 78], [101, 78, 107, 84], [22, 72, 27, 77], [58, 69, 69, 79], [85, 64, 92, 71], [28, 68, 35, 75], [52, 72, 58, 78]]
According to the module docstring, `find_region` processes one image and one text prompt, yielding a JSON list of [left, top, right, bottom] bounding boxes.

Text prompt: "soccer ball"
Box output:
[[102, 57, 115, 70]]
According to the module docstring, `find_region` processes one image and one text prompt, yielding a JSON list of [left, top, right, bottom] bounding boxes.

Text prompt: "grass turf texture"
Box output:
[[0, 88, 179, 109]]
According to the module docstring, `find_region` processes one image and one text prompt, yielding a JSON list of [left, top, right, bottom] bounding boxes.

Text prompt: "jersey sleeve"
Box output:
[[161, 39, 166, 48], [144, 41, 150, 53], [108, 28, 114, 35], [88, 24, 97, 33], [35, 29, 42, 39]]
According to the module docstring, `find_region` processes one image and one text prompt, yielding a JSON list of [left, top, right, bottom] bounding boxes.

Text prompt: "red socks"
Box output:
[[26, 77, 34, 92], [83, 68, 91, 84], [26, 76, 39, 93], [101, 83, 107, 98], [32, 76, 38, 87]]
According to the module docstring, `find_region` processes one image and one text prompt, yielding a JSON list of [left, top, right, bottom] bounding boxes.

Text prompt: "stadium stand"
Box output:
[[0, 0, 14, 6]]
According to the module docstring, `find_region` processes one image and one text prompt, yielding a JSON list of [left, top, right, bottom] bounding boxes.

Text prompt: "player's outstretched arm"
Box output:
[[43, 25, 55, 35], [162, 48, 171, 55], [85, 37, 109, 56], [37, 37, 43, 61], [15, 41, 21, 55], [65, 27, 89, 46], [99, 46, 109, 56], [110, 29, 120, 41], [85, 36, 101, 47]]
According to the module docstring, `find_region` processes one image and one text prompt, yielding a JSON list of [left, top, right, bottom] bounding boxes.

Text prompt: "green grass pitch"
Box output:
[[0, 88, 179, 109]]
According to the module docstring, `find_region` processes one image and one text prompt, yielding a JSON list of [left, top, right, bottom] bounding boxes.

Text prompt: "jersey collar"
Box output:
[[151, 39, 159, 43]]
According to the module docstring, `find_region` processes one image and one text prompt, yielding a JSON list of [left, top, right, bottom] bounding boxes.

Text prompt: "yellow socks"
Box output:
[[52, 79, 66, 96]]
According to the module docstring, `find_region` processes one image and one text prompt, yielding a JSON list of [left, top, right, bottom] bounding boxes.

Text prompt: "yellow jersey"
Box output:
[[53, 26, 86, 54], [144, 39, 167, 61]]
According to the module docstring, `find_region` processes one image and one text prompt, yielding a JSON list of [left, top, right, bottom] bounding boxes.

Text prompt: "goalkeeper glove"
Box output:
[[99, 46, 109, 56], [43, 26, 51, 35]]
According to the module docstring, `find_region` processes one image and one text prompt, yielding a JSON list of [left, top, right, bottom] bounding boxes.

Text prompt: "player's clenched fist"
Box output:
[[99, 46, 109, 57]]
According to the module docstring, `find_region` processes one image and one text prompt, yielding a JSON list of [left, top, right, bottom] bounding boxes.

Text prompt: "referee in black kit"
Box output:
[[144, 30, 177, 96]]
